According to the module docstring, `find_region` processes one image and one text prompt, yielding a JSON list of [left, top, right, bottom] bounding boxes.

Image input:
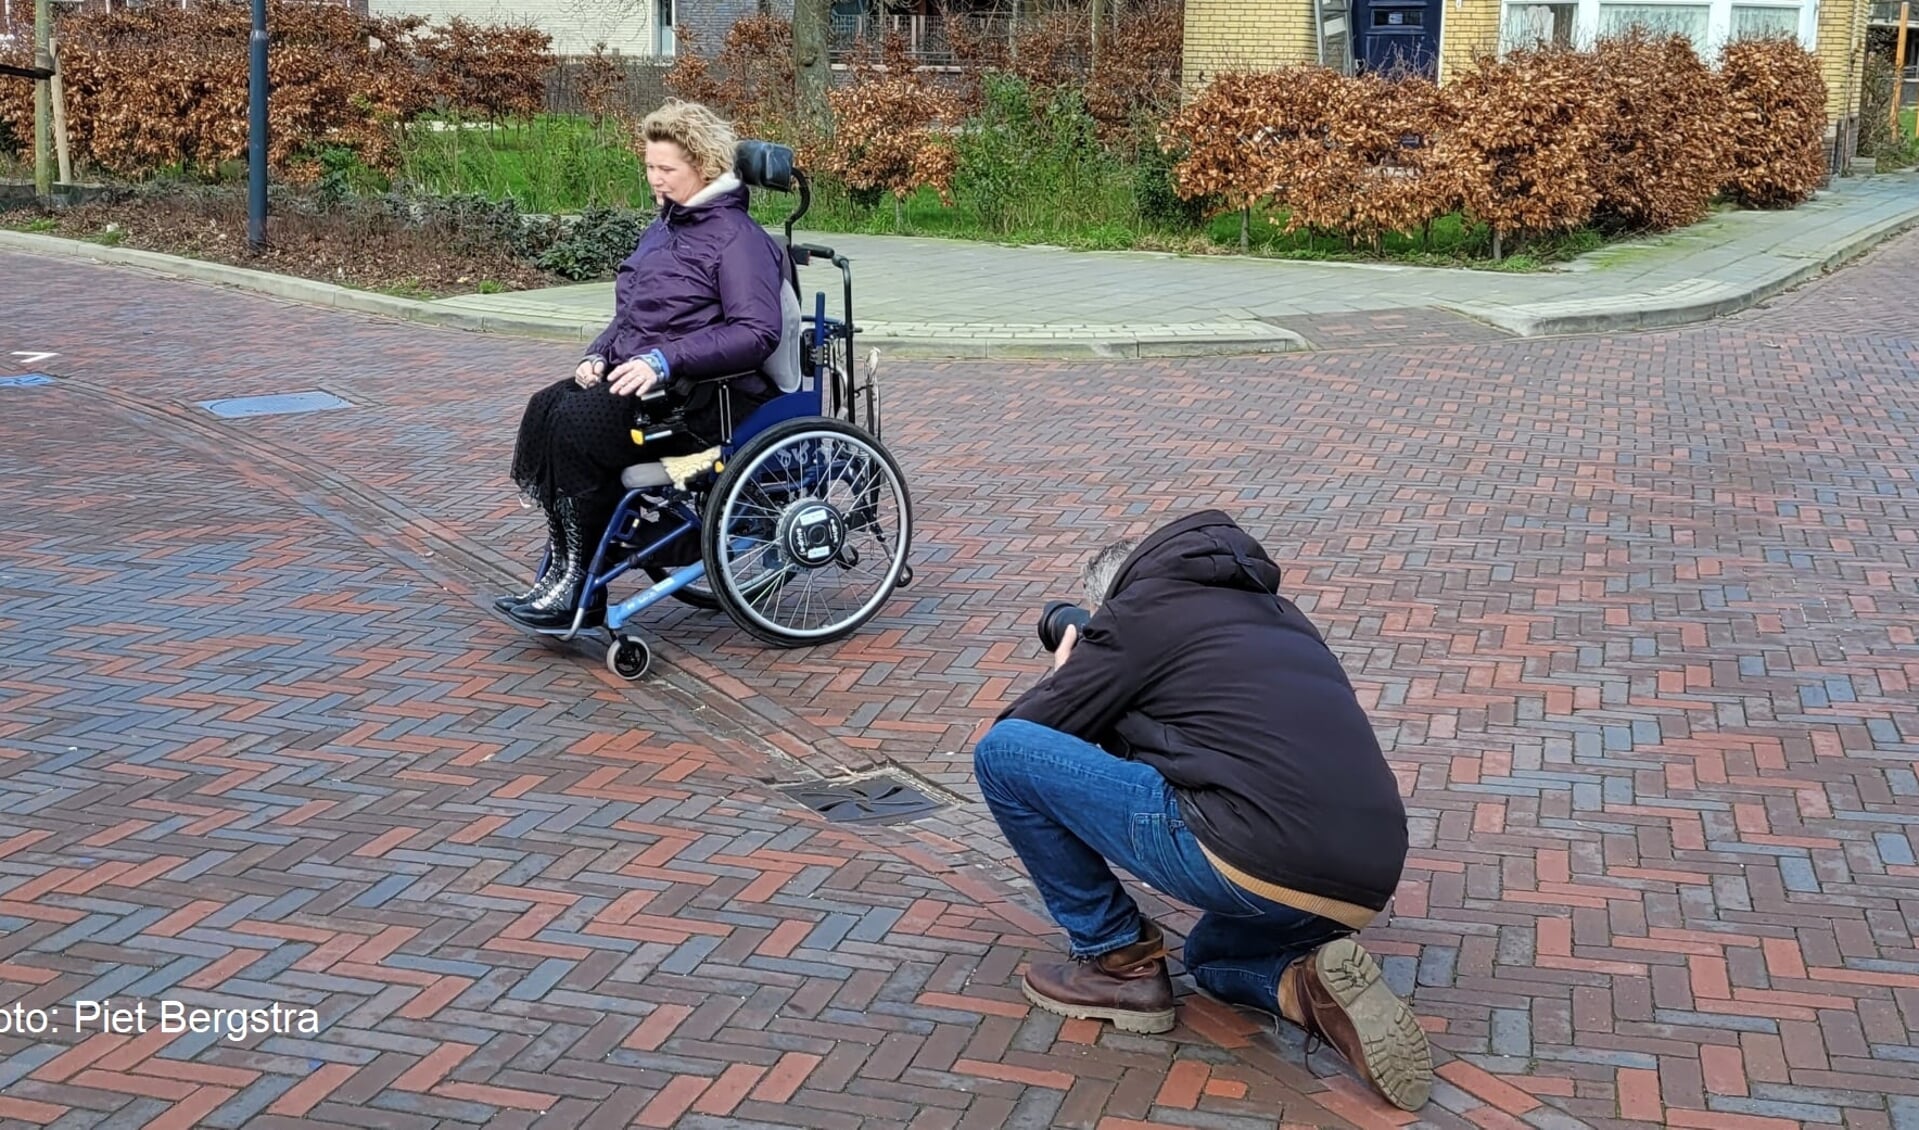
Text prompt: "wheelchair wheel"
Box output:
[[607, 635, 652, 681], [702, 417, 912, 648]]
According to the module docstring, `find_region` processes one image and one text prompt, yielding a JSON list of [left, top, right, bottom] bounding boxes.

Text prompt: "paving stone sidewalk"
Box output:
[[348, 170, 1919, 356], [0, 348, 1373, 1130], [4, 221, 1919, 1130], [5, 171, 1919, 361]]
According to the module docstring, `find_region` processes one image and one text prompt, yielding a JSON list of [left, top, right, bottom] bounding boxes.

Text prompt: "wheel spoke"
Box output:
[[709, 423, 911, 643]]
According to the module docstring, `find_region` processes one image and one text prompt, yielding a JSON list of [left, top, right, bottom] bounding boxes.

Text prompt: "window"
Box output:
[[1732, 3, 1801, 37], [653, 0, 675, 56], [1503, 1, 1578, 48], [1500, 0, 1810, 55], [1600, 3, 1712, 41]]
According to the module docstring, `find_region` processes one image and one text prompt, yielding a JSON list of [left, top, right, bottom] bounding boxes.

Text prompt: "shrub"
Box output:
[[0, 2, 551, 182], [664, 16, 799, 146], [578, 42, 629, 129], [1133, 140, 1211, 229], [534, 205, 650, 279], [1587, 31, 1732, 231], [949, 72, 1122, 236], [412, 17, 554, 126], [1435, 47, 1605, 256], [821, 33, 962, 219], [1159, 67, 1347, 248], [941, 0, 1181, 148], [1298, 72, 1455, 250], [1719, 35, 1829, 208], [1085, 0, 1186, 149]]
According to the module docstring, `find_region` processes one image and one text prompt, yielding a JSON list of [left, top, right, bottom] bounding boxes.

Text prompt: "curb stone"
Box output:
[[7, 202, 1919, 356], [0, 228, 1305, 358], [1440, 186, 1919, 337]]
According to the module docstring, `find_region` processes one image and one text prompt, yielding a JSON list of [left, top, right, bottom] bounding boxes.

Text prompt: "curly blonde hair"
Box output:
[[639, 99, 740, 182]]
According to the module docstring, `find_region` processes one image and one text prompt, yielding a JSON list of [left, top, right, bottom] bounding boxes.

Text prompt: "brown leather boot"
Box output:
[[1285, 937, 1432, 1111], [1021, 919, 1176, 1034]]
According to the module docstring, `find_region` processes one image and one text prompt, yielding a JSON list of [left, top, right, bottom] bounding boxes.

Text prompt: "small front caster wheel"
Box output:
[[607, 636, 652, 681]]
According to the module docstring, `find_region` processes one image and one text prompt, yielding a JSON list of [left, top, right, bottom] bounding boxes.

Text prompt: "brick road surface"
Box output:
[[2, 231, 1918, 1130]]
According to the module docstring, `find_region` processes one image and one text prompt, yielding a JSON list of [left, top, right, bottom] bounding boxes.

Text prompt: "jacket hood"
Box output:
[[661, 172, 747, 223], [1105, 509, 1282, 601]]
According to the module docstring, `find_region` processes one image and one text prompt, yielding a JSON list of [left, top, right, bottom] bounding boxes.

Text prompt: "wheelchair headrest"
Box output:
[[734, 140, 797, 193]]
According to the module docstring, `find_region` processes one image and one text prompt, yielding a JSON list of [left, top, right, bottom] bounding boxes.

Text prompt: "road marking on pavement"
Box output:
[[8, 350, 59, 366]]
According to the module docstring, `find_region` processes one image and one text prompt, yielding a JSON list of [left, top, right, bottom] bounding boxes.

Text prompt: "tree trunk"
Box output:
[[1089, 0, 1098, 71], [793, 0, 832, 139]]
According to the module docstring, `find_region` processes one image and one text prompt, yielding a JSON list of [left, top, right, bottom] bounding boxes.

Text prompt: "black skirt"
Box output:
[[510, 373, 777, 511]]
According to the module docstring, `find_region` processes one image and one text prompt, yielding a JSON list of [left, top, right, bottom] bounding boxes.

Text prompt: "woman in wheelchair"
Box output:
[[498, 100, 786, 629]]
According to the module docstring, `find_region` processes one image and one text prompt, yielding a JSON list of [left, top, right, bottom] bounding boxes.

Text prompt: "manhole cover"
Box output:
[[0, 373, 54, 388], [779, 774, 943, 825], [199, 390, 353, 419]]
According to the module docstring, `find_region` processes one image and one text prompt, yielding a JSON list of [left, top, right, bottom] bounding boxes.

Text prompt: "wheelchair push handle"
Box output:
[[790, 242, 845, 268]]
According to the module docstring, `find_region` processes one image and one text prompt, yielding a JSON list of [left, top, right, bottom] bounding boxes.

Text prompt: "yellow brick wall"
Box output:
[[1817, 0, 1868, 120], [1437, 0, 1503, 82], [1181, 0, 1322, 87]]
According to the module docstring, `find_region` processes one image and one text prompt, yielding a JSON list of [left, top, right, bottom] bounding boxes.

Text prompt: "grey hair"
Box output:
[[1081, 538, 1139, 609]]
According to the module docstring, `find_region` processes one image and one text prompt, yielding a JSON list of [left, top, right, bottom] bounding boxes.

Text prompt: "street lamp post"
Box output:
[[247, 0, 267, 249]]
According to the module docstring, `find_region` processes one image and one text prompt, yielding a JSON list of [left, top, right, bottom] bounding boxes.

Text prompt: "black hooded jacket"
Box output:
[[999, 510, 1408, 914]]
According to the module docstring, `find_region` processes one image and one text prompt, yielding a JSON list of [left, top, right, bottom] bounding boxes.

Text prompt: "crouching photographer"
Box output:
[[972, 509, 1431, 1112]]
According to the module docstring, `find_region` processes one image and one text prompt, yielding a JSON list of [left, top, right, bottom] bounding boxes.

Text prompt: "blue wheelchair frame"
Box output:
[[537, 141, 899, 655], [580, 290, 848, 639]]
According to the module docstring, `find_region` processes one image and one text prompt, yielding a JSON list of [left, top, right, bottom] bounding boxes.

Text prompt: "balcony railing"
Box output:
[[828, 10, 1023, 67]]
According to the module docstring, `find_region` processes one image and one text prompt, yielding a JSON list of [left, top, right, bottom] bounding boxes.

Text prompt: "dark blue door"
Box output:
[[1353, 0, 1441, 79]]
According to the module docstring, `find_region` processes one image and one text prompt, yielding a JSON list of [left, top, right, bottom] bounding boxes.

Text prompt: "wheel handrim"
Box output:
[[713, 427, 908, 640]]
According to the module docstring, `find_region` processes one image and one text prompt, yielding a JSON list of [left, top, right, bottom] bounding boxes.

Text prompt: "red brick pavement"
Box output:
[[3, 231, 1919, 1129]]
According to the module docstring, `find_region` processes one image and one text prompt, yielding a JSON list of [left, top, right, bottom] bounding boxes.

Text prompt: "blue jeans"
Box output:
[[974, 719, 1353, 1015]]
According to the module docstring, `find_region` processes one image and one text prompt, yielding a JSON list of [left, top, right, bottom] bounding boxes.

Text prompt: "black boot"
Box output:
[[507, 495, 609, 630], [495, 503, 567, 612]]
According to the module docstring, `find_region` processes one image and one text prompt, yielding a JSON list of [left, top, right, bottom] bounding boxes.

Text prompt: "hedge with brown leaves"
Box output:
[[1302, 73, 1455, 248], [1159, 66, 1453, 248], [0, 2, 552, 180], [1719, 36, 1828, 208], [1158, 67, 1339, 216], [820, 33, 961, 206], [1589, 31, 1733, 230], [1434, 47, 1605, 251], [941, 0, 1182, 146]]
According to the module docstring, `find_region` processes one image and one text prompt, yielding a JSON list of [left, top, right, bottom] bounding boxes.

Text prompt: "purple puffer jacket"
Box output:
[[585, 172, 786, 382]]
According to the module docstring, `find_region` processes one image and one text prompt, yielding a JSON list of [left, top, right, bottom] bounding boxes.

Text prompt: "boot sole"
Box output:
[[1020, 977, 1176, 1035], [1311, 938, 1432, 1111]]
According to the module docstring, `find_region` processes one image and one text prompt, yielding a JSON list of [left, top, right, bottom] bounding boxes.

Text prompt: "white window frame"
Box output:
[[653, 0, 676, 57], [1498, 0, 1818, 57]]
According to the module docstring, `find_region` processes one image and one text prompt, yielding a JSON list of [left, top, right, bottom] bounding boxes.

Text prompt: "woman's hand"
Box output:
[[607, 356, 662, 398], [574, 357, 605, 388]]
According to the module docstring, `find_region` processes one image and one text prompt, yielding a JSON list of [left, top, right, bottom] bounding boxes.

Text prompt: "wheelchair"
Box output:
[[526, 140, 915, 681]]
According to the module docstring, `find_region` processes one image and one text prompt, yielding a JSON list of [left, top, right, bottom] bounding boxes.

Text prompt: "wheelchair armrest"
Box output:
[[790, 242, 840, 266], [640, 368, 766, 402]]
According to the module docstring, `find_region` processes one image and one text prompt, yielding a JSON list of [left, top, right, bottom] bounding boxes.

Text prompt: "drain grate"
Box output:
[[199, 390, 353, 419], [780, 773, 944, 825], [0, 373, 54, 388]]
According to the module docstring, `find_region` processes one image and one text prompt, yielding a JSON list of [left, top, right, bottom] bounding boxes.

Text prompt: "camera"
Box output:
[[1036, 600, 1091, 653]]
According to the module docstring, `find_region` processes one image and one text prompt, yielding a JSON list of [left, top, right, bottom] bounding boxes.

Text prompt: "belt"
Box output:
[[1198, 843, 1382, 931]]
